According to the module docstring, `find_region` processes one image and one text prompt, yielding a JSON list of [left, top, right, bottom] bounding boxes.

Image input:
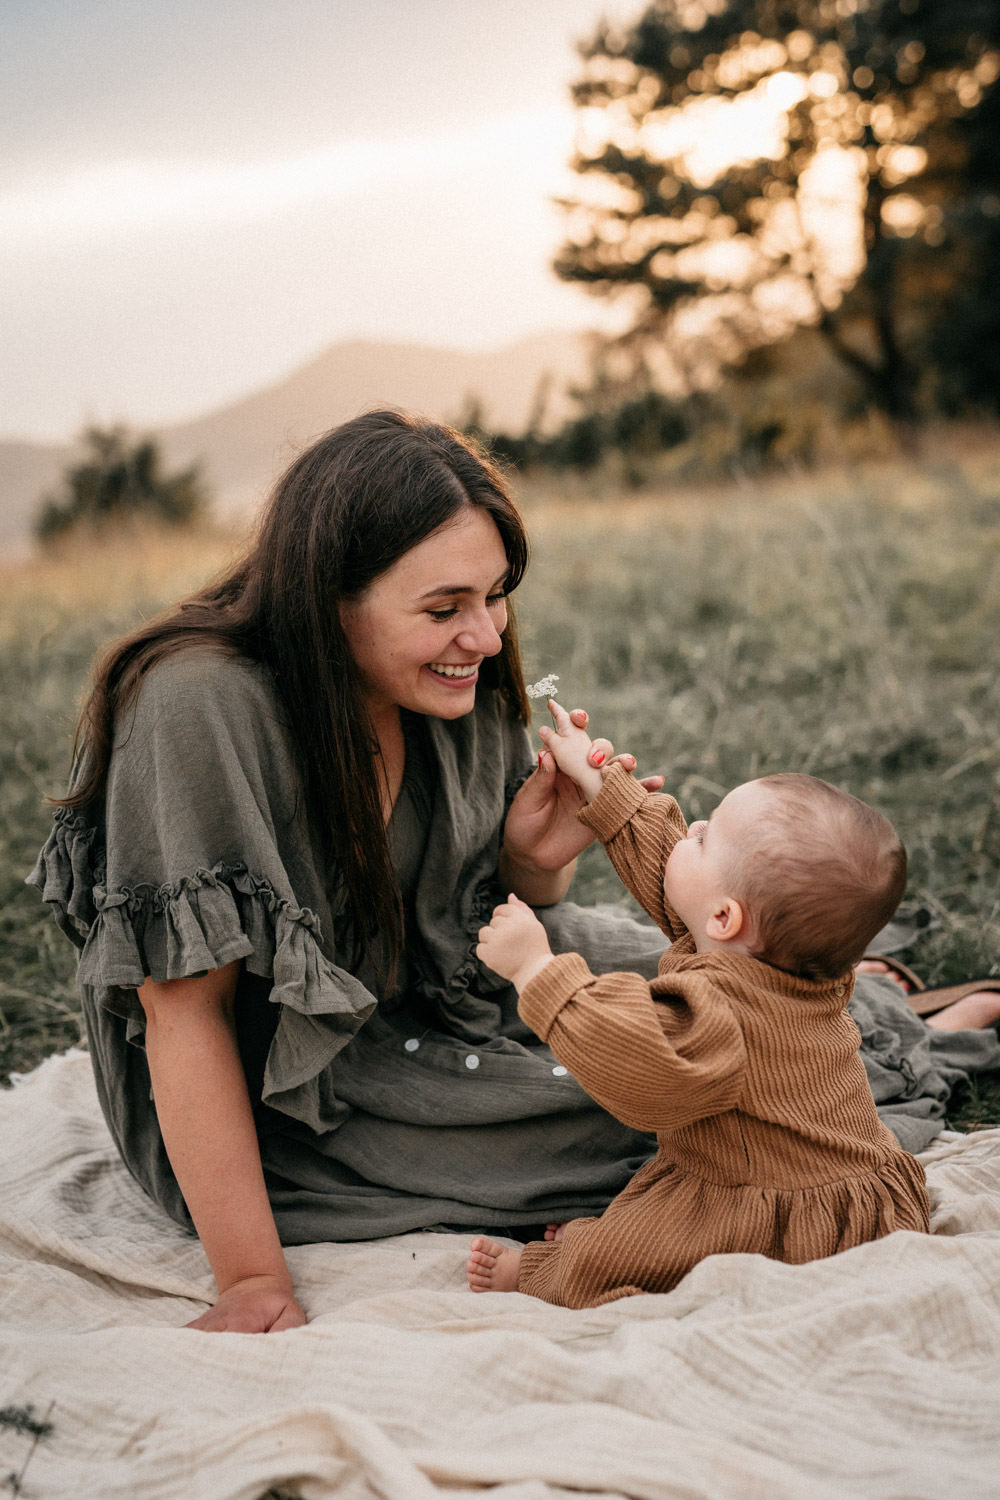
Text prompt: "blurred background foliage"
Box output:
[[467, 0, 999, 477], [35, 427, 206, 547], [6, 1, 1000, 1121], [6, 452, 1000, 1132], [29, 2, 1000, 536]]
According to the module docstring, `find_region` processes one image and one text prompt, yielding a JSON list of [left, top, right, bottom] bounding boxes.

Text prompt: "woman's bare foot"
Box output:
[[855, 959, 911, 993], [467, 1236, 522, 1293], [544, 1222, 567, 1242], [856, 960, 1000, 1030], [925, 992, 1000, 1031]]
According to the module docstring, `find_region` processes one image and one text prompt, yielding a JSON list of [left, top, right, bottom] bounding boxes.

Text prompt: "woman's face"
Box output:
[[339, 507, 511, 722]]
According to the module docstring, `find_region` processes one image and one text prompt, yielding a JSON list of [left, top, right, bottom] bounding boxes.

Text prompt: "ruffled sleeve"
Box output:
[[27, 650, 377, 1118], [29, 808, 101, 944]]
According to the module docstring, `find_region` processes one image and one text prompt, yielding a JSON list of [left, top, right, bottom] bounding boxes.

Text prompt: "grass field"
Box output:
[[2, 434, 1000, 1125]]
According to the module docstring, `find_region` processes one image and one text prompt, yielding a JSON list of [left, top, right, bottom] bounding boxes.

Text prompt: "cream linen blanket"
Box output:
[[1, 1052, 998, 1500]]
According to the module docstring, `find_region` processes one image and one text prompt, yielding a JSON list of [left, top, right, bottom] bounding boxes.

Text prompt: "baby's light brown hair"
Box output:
[[727, 774, 907, 982]]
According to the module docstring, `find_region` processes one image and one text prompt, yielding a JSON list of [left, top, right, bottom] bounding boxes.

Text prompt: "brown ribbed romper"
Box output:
[[516, 765, 930, 1307]]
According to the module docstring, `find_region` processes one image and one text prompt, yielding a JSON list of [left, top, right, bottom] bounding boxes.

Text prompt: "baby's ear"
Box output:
[[705, 898, 746, 945]]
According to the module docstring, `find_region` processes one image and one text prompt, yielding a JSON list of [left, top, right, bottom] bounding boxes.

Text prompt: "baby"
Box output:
[[468, 701, 929, 1304]]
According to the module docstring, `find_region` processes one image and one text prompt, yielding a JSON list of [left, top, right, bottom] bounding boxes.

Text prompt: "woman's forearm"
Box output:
[[498, 848, 577, 907], [139, 962, 292, 1296]]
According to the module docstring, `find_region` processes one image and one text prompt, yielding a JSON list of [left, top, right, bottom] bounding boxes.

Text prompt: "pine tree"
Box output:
[[555, 0, 1000, 422], [36, 428, 206, 544]]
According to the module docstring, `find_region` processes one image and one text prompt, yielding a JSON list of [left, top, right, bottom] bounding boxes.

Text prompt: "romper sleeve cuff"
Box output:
[[577, 763, 664, 844], [518, 952, 598, 1042]]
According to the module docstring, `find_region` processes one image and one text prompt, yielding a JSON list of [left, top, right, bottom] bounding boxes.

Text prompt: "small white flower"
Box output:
[[525, 674, 560, 700]]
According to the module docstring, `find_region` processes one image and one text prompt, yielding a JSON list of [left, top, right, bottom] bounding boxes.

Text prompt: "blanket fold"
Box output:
[[1, 1052, 998, 1500]]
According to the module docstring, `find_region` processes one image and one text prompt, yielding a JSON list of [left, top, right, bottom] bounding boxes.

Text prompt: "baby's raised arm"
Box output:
[[538, 700, 606, 802]]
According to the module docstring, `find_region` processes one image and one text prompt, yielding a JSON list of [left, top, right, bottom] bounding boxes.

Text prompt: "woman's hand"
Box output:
[[186, 1273, 306, 1334], [138, 961, 305, 1335], [501, 709, 664, 902]]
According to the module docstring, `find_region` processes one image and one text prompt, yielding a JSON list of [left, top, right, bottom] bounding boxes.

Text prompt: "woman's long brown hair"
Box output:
[[55, 411, 531, 979]]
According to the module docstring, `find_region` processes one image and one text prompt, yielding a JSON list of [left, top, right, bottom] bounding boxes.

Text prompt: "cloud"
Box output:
[[0, 108, 572, 245]]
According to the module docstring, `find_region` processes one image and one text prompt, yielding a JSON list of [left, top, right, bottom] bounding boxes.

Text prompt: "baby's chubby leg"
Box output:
[[467, 1236, 523, 1293]]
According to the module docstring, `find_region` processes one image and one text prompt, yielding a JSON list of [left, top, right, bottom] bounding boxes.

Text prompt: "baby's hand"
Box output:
[[538, 699, 606, 802], [477, 893, 554, 992]]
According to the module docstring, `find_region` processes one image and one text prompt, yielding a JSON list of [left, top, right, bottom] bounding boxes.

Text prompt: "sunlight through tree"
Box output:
[[556, 0, 1000, 423]]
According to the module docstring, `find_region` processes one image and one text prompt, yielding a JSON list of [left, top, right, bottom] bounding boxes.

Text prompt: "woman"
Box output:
[[30, 411, 1000, 1333]]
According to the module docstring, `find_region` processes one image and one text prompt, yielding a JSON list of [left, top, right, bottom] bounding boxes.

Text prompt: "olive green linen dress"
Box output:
[[29, 650, 1000, 1241], [29, 651, 666, 1240]]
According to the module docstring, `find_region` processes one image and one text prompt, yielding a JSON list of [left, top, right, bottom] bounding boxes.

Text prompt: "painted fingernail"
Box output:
[[538, 751, 544, 769], [592, 751, 606, 766]]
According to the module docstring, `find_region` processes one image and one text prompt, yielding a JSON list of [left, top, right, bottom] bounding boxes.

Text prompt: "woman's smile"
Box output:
[[339, 508, 509, 720], [425, 660, 481, 681]]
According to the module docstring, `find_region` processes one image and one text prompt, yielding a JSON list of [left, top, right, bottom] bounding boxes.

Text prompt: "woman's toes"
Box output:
[[855, 960, 910, 993]]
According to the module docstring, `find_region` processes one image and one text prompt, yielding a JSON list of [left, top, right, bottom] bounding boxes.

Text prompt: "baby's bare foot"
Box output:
[[544, 1222, 567, 1242], [467, 1236, 522, 1293]]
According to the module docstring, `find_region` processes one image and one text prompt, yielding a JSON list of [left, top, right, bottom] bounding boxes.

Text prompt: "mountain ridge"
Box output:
[[0, 330, 592, 553]]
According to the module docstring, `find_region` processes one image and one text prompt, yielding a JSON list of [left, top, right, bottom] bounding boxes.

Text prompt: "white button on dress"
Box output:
[[404, 1038, 420, 1052], [552, 1066, 568, 1077], [465, 1054, 480, 1070]]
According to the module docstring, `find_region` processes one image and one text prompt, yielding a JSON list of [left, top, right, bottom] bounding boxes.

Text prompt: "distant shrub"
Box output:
[[35, 427, 206, 545], [610, 391, 689, 455], [460, 333, 911, 485], [463, 389, 691, 477], [548, 412, 607, 471]]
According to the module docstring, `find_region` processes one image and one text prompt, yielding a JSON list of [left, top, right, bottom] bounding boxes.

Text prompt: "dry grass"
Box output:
[[0, 522, 242, 635], [2, 442, 1000, 1124], [0, 524, 242, 1079]]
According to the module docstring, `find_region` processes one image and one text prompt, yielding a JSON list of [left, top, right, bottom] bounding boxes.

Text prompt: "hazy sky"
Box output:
[[1, 0, 640, 440]]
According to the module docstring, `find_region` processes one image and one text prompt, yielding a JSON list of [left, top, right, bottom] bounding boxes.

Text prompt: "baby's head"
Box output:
[[664, 773, 906, 981]]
